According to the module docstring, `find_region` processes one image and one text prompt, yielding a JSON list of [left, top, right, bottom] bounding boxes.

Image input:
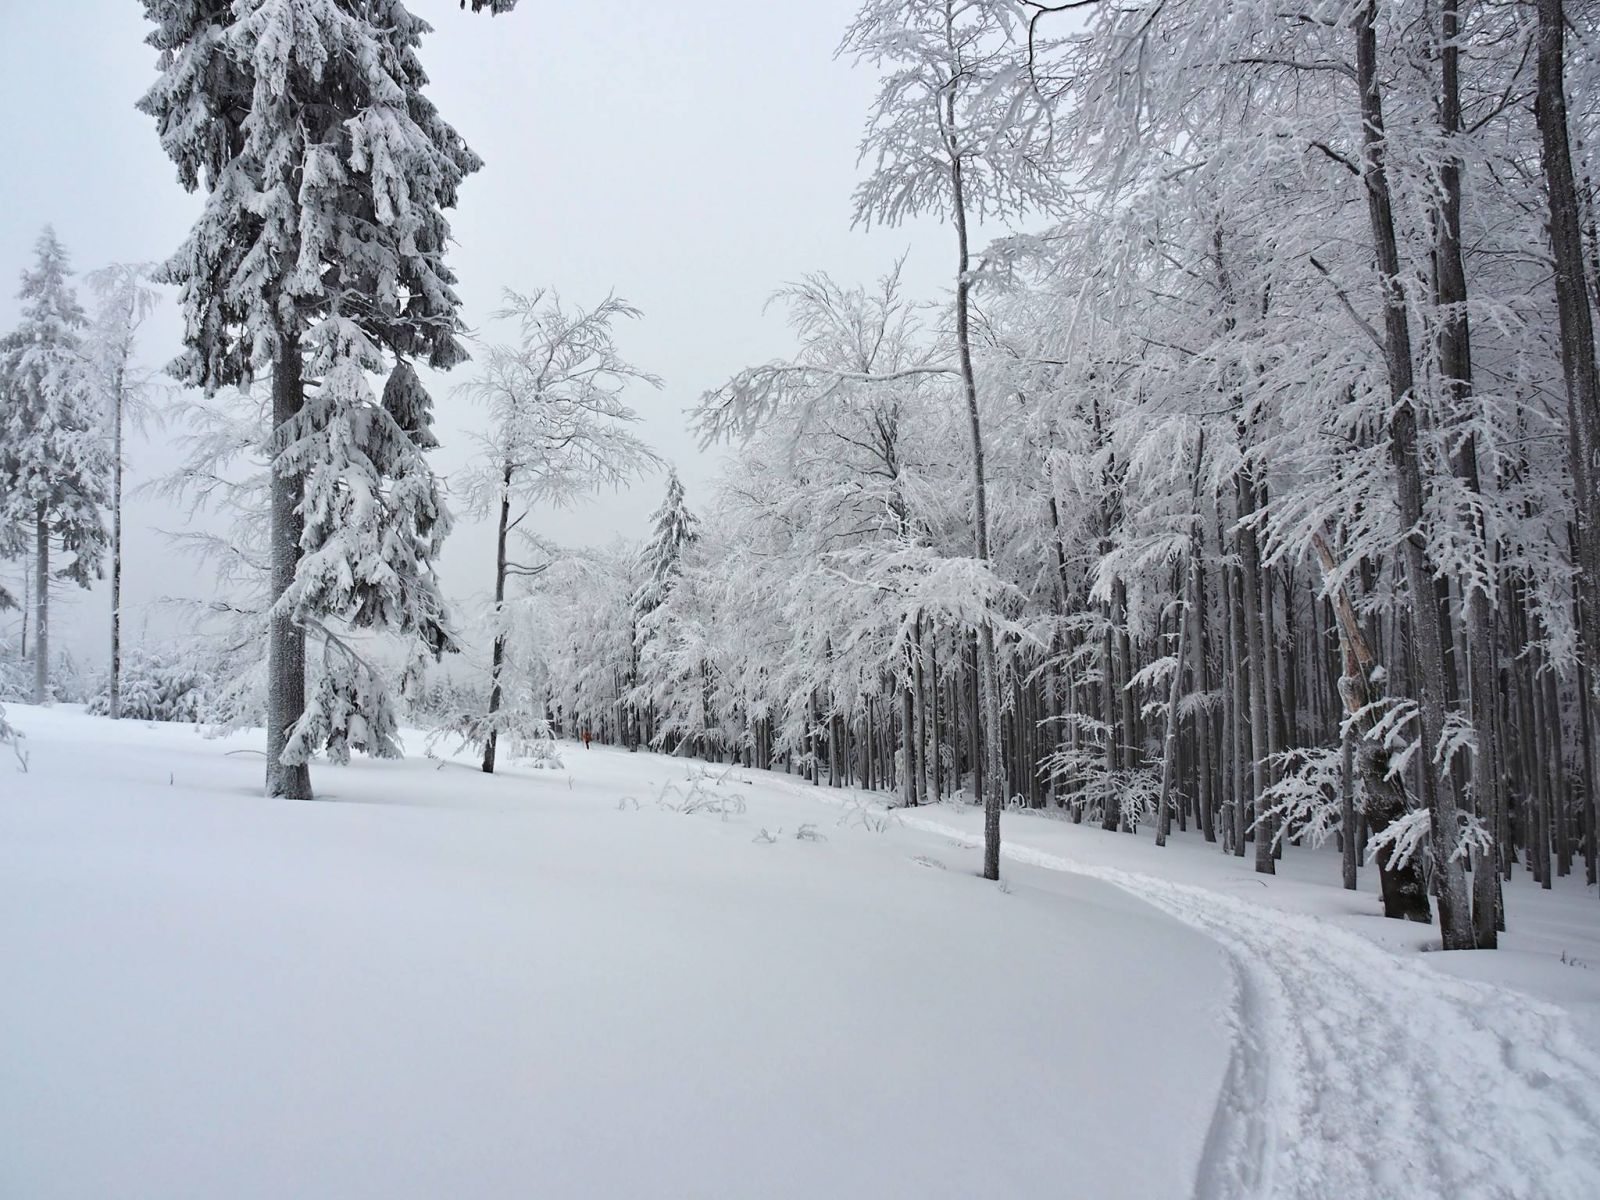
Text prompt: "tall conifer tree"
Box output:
[[140, 1, 478, 796]]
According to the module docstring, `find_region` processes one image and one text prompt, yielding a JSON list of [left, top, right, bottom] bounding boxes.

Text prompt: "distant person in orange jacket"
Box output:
[[582, 727, 592, 750]]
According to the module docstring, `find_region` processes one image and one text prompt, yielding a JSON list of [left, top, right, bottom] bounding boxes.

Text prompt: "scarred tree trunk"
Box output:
[[1353, 0, 1473, 947], [1314, 532, 1433, 921], [266, 339, 312, 800], [483, 462, 513, 774]]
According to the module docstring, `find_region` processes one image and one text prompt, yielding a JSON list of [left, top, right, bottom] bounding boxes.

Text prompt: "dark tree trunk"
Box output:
[[109, 362, 125, 720], [33, 505, 48, 705], [1354, 0, 1473, 945], [266, 339, 312, 800], [483, 463, 513, 774]]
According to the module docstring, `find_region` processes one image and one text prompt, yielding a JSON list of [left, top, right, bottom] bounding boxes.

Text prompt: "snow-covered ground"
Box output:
[[3, 706, 1598, 1199]]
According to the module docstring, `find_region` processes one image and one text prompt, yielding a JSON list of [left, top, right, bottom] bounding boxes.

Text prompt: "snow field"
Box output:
[[3, 707, 1230, 1200]]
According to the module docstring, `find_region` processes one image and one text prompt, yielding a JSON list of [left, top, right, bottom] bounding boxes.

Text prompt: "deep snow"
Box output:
[[3, 706, 1228, 1200], [3, 705, 1598, 1199]]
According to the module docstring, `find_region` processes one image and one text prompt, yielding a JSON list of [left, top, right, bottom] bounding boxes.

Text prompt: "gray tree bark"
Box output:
[[1354, 0, 1473, 946], [109, 361, 125, 721], [950, 143, 1005, 878], [33, 504, 48, 705], [266, 339, 312, 800], [482, 462, 514, 774]]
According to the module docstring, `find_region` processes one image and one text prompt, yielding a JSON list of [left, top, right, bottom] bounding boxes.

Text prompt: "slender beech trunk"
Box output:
[[1354, 0, 1473, 946], [1156, 566, 1192, 847], [1342, 723, 1359, 890], [1238, 482, 1275, 874], [1194, 551, 1217, 844], [1101, 607, 1120, 832], [1228, 562, 1250, 857], [482, 462, 514, 774], [1113, 577, 1139, 781], [1435, 0, 1502, 946], [266, 339, 312, 800], [950, 140, 1004, 878], [1536, 0, 1600, 730], [109, 362, 125, 720], [1159, 434, 1208, 847], [33, 505, 48, 705]]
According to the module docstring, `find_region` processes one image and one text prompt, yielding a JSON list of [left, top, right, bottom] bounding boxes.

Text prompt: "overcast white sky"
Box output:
[[0, 0, 956, 665]]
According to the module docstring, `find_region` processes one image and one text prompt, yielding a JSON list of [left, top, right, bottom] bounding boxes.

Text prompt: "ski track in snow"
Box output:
[[776, 781, 1600, 1200]]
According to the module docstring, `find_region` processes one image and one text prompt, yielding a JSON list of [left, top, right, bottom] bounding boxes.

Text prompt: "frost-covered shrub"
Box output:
[[87, 648, 211, 723], [0, 702, 25, 771], [425, 707, 564, 769], [0, 655, 28, 703]]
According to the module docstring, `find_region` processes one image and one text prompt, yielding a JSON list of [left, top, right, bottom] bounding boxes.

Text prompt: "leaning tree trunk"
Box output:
[[266, 339, 312, 800], [1354, 0, 1473, 947], [33, 504, 48, 705], [482, 463, 514, 774], [1313, 532, 1433, 921]]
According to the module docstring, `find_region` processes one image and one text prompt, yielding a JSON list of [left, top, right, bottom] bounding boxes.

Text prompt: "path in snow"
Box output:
[[776, 781, 1600, 1200]]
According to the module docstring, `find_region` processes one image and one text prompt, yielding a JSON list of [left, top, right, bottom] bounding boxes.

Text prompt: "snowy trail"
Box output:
[[778, 783, 1600, 1200]]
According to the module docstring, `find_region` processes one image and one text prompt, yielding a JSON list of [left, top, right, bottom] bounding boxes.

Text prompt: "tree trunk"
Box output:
[[1238, 482, 1274, 874], [1156, 564, 1192, 847], [1436, 0, 1502, 945], [1314, 531, 1433, 921], [1535, 0, 1600, 748], [951, 147, 1004, 879], [1354, 0, 1473, 946], [109, 362, 125, 721], [33, 504, 48, 705], [266, 339, 312, 800], [483, 464, 513, 774]]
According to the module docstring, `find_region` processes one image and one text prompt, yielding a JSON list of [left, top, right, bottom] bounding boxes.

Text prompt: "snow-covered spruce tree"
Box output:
[[140, 1, 478, 798], [85, 263, 161, 720], [456, 289, 660, 772], [0, 228, 109, 705], [632, 470, 700, 749]]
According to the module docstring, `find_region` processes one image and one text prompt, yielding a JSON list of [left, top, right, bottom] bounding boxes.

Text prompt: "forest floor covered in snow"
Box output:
[[3, 706, 1599, 1199]]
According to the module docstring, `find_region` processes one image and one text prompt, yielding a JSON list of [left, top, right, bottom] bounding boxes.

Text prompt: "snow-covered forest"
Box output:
[[5, 2, 1600, 1197]]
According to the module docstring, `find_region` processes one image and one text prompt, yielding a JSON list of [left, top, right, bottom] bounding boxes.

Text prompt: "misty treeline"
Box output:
[[522, 0, 1600, 950], [3, 0, 1598, 950]]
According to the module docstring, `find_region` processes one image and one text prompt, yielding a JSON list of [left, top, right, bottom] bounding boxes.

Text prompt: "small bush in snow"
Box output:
[[839, 797, 898, 833], [794, 823, 827, 843], [685, 763, 750, 788], [656, 779, 746, 818]]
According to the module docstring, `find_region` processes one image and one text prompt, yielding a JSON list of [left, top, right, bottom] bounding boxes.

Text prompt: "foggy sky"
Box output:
[[0, 0, 954, 667]]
